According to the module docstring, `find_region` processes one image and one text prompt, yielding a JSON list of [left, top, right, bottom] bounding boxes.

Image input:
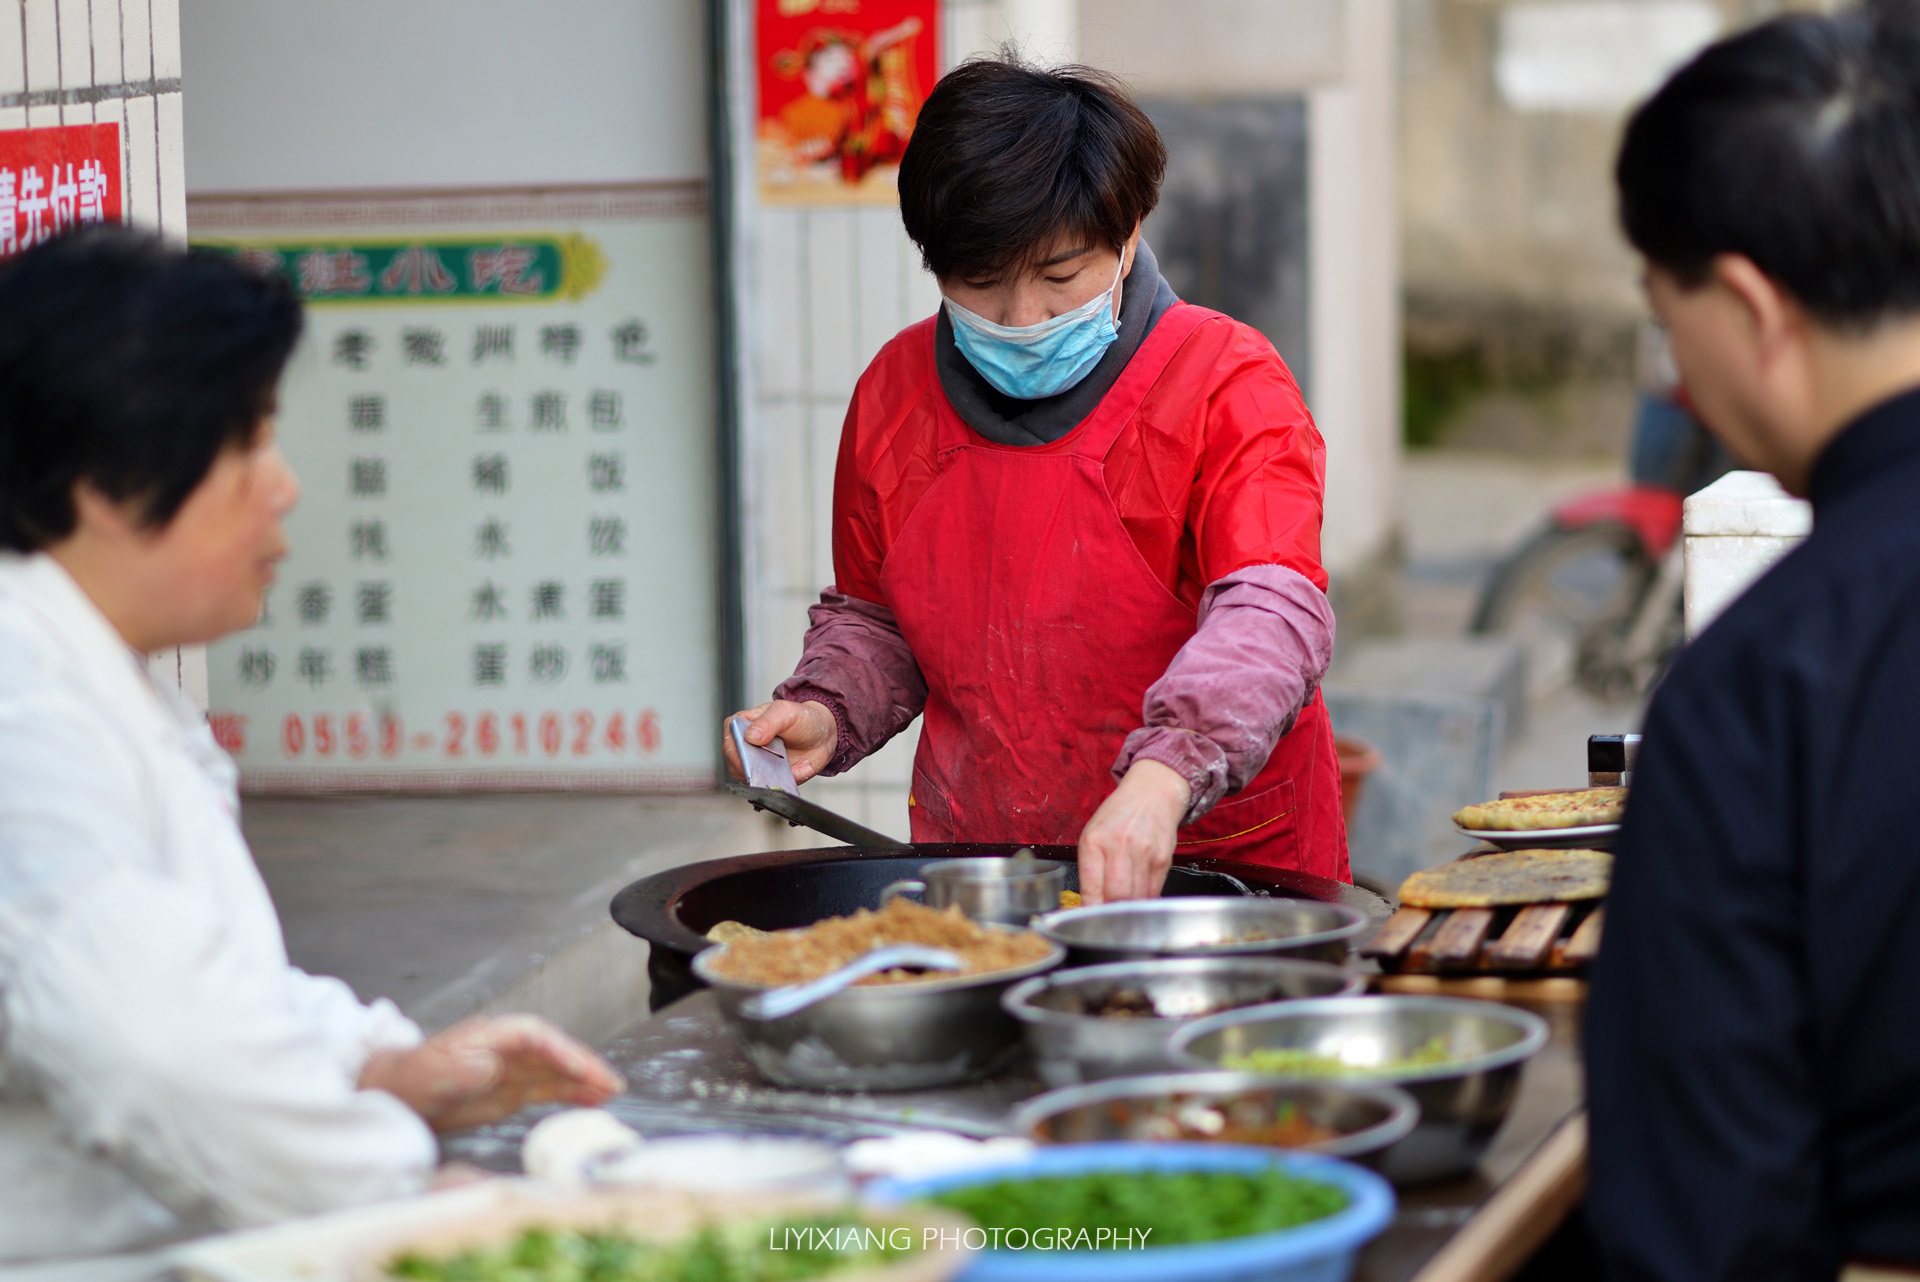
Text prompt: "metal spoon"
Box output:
[[738, 945, 964, 1020]]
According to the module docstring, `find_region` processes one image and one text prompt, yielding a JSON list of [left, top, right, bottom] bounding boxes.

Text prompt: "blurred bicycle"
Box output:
[[1470, 328, 1734, 701]]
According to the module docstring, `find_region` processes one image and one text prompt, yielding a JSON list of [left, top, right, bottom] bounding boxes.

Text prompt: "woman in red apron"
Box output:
[[725, 59, 1347, 901]]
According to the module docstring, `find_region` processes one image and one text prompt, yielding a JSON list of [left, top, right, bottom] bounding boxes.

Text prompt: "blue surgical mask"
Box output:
[[945, 259, 1125, 400]]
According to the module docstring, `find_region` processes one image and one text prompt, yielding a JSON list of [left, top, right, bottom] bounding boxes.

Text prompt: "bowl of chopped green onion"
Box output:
[[864, 1142, 1393, 1281], [351, 1188, 972, 1282], [1168, 995, 1549, 1184]]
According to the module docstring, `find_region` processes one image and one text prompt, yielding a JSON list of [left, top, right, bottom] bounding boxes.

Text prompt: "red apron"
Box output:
[[877, 303, 1349, 881]]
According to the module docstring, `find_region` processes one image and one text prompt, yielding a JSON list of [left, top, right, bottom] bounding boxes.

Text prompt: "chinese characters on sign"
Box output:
[[204, 214, 716, 789], [210, 233, 608, 304], [756, 0, 938, 205], [0, 124, 123, 258]]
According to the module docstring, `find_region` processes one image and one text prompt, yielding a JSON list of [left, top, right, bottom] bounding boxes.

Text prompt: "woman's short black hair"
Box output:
[[1617, 5, 1920, 327], [898, 57, 1167, 282], [0, 226, 303, 551]]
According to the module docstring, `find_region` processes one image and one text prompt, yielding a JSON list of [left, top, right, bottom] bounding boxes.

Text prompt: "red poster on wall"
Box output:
[[0, 123, 122, 258], [756, 0, 938, 205]]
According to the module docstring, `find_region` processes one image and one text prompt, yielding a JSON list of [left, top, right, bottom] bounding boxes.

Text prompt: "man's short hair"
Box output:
[[1617, 6, 1920, 327], [0, 227, 302, 551], [898, 57, 1166, 282]]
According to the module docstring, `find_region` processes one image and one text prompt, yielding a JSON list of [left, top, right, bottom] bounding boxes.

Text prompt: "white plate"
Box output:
[[174, 1181, 966, 1282], [1454, 822, 1619, 851]]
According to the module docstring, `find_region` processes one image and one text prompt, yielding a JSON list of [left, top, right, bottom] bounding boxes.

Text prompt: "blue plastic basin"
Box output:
[[864, 1141, 1395, 1282]]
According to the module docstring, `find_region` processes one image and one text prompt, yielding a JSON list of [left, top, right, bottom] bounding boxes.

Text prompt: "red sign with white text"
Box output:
[[0, 123, 122, 257]]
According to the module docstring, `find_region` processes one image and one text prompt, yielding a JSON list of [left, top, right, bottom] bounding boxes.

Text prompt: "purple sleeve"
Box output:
[[772, 588, 928, 776], [1112, 564, 1336, 821]]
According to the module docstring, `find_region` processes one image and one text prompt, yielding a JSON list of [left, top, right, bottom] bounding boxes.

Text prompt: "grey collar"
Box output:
[[935, 240, 1181, 447]]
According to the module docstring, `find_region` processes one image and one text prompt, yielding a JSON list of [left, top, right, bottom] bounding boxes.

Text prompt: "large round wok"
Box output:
[[612, 844, 1390, 1011]]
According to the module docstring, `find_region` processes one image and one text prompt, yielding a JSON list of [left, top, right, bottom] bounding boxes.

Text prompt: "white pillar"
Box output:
[[1001, 0, 1080, 65], [1682, 470, 1812, 637], [1309, 0, 1400, 580]]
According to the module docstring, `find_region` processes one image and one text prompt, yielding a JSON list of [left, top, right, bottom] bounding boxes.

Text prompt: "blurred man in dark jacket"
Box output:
[[1590, 8, 1920, 1280]]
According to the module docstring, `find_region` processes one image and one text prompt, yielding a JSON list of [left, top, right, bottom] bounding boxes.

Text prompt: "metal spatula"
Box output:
[[725, 716, 912, 850]]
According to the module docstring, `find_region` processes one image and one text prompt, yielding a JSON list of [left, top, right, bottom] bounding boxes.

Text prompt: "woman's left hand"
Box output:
[[1077, 759, 1192, 904]]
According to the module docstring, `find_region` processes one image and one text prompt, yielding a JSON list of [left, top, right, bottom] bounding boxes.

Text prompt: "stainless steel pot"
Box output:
[[692, 933, 1066, 1091], [1002, 956, 1365, 1086], [1170, 995, 1549, 1184], [880, 855, 1067, 925], [1011, 1071, 1420, 1167], [1034, 896, 1369, 966]]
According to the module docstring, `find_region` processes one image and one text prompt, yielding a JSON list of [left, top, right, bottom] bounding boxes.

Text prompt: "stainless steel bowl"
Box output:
[[1033, 896, 1369, 965], [1169, 995, 1550, 1184], [1002, 957, 1365, 1086], [1011, 1071, 1420, 1167], [693, 932, 1066, 1091]]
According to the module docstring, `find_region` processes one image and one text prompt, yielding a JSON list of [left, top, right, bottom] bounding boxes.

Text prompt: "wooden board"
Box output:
[[1413, 907, 1494, 967], [1367, 898, 1602, 977], [1484, 903, 1571, 969], [1362, 907, 1432, 958], [1556, 906, 1605, 967]]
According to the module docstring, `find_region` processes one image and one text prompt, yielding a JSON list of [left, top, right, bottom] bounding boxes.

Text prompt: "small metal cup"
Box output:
[[881, 855, 1066, 925]]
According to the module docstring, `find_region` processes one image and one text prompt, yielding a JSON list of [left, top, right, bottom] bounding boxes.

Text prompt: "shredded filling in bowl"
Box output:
[[705, 897, 1054, 988]]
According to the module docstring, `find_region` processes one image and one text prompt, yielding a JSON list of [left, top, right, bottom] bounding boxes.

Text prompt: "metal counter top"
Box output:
[[444, 977, 1587, 1282]]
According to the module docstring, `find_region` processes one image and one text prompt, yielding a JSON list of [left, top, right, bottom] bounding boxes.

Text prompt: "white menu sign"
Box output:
[[197, 187, 718, 790]]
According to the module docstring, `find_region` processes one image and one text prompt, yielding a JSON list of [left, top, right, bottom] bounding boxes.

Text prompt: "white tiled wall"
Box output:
[[737, 1, 1028, 841], [1, 0, 183, 236], [743, 187, 943, 842], [1, 0, 199, 701]]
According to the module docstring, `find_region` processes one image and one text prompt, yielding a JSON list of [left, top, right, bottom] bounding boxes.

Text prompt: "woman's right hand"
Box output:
[[359, 1015, 623, 1134], [723, 700, 838, 784]]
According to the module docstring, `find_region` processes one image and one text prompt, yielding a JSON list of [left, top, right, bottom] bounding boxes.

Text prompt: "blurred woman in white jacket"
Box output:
[[0, 229, 621, 1267]]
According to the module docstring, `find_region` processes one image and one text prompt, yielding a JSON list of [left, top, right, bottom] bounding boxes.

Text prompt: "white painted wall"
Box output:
[[1080, 0, 1347, 91], [1000, 0, 1080, 64], [948, 0, 1074, 68], [179, 0, 707, 192], [1496, 0, 1719, 114]]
